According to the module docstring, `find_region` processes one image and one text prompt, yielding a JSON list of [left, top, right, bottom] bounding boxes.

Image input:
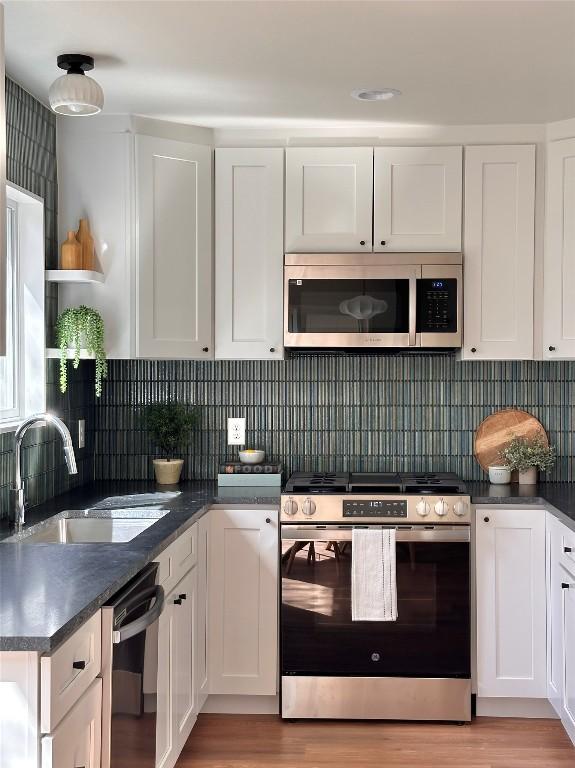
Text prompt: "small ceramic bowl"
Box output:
[[239, 449, 265, 465], [488, 465, 511, 484]]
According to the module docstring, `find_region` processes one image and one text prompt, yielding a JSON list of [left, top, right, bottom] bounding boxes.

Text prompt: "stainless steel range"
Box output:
[[280, 472, 471, 722]]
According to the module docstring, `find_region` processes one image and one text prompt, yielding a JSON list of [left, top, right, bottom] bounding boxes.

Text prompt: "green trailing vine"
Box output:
[[56, 305, 107, 397]]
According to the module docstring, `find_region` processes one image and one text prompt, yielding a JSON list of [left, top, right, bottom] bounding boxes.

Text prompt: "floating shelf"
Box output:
[[46, 348, 96, 360], [45, 269, 104, 284]]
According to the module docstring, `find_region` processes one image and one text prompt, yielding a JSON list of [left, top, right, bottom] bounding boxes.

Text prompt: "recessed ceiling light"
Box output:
[[351, 88, 401, 102]]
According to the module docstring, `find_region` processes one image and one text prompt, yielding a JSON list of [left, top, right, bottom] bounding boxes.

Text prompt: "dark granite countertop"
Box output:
[[0, 481, 280, 652], [2, 478, 575, 653]]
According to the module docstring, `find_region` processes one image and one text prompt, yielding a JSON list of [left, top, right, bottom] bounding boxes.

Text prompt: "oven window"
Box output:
[[288, 279, 410, 334], [281, 538, 470, 678]]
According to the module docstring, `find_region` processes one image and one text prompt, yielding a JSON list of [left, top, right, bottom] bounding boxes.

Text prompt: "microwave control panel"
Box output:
[[416, 278, 457, 333]]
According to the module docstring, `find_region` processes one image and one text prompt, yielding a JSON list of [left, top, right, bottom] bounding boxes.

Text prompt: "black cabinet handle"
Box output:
[[178, 593, 187, 600], [266, 517, 271, 524], [360, 240, 366, 246], [202, 346, 209, 352], [471, 347, 477, 353], [174, 598, 182, 605], [549, 346, 556, 352], [380, 240, 386, 246], [565, 546, 572, 553], [72, 660, 86, 670], [562, 583, 570, 589], [483, 516, 490, 523]]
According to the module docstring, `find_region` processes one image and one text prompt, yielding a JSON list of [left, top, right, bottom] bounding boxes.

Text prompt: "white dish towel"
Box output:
[[351, 527, 398, 622]]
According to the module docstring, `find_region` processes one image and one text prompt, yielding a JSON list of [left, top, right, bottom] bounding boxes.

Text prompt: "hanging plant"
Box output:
[[56, 305, 107, 397]]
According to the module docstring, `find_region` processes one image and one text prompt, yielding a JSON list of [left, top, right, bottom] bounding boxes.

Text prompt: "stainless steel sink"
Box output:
[[8, 509, 169, 544]]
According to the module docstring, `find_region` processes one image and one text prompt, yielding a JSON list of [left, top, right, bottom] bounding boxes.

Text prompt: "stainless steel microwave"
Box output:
[[284, 253, 462, 350]]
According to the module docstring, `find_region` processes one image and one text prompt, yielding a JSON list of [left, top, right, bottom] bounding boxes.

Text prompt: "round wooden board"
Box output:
[[474, 408, 549, 472]]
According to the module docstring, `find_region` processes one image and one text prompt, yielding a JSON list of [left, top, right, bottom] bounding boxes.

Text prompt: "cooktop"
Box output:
[[284, 471, 467, 495]]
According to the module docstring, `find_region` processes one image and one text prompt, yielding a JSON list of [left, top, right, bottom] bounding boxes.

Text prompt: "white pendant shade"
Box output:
[[49, 73, 104, 116]]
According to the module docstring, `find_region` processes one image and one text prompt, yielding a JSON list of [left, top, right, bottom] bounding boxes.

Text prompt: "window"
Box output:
[[0, 184, 45, 430]]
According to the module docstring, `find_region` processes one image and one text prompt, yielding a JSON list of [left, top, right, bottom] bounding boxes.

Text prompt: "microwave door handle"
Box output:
[[409, 274, 417, 346]]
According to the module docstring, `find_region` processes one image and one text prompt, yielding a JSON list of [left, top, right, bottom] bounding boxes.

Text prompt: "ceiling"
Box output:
[[4, 0, 575, 129]]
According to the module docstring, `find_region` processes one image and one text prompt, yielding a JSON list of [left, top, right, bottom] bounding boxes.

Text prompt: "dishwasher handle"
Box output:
[[112, 585, 165, 644]]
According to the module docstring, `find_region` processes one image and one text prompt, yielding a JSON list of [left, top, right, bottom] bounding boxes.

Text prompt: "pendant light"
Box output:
[[49, 54, 104, 116]]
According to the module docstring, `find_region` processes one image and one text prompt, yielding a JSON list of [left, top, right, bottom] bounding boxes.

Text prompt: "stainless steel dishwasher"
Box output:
[[101, 562, 165, 768]]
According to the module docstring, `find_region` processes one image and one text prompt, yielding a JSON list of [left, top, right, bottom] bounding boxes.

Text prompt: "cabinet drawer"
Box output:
[[41, 611, 101, 733], [156, 523, 198, 593], [42, 677, 102, 768], [559, 525, 575, 573]]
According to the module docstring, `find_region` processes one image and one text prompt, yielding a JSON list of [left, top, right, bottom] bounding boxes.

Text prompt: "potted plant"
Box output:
[[143, 402, 200, 485], [56, 305, 107, 397], [500, 436, 556, 485]]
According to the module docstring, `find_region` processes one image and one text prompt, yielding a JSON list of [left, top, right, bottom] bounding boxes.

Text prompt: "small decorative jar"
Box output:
[[488, 465, 511, 484]]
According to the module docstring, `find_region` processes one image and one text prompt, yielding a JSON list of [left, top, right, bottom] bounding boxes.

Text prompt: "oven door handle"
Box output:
[[409, 273, 417, 346], [281, 527, 470, 543]]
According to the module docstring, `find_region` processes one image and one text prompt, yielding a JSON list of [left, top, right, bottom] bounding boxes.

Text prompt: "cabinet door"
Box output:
[[0, 6, 6, 356], [373, 146, 462, 252], [195, 513, 210, 710], [285, 147, 373, 252], [136, 135, 212, 358], [463, 145, 535, 360], [544, 138, 575, 359], [172, 568, 197, 751], [215, 148, 284, 359], [156, 598, 175, 768], [208, 508, 278, 695], [547, 516, 564, 716], [41, 678, 101, 768], [476, 507, 546, 698], [561, 564, 575, 745]]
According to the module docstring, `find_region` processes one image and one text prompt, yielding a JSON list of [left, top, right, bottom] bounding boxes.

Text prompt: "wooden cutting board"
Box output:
[[474, 408, 549, 471]]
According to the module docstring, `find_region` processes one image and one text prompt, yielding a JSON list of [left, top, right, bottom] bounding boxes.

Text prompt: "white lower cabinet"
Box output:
[[41, 678, 102, 768], [195, 514, 210, 709], [561, 562, 575, 743], [476, 507, 547, 698], [208, 508, 278, 695]]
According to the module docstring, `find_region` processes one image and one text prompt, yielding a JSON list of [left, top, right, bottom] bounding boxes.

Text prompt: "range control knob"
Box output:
[[416, 499, 431, 517], [283, 497, 298, 517], [453, 500, 468, 517], [302, 497, 317, 517], [434, 499, 449, 517]]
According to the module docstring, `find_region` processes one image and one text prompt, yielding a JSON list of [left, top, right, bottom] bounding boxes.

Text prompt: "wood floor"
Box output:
[[178, 714, 575, 768]]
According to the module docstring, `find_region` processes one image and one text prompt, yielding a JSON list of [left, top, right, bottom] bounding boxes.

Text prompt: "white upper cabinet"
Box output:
[[215, 148, 284, 359], [0, 7, 6, 356], [136, 136, 213, 359], [462, 145, 535, 360], [544, 138, 575, 359], [373, 146, 462, 252], [285, 147, 373, 252], [476, 507, 547, 699]]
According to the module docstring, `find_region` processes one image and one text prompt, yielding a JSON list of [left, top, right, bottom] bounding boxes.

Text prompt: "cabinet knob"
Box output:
[[564, 546, 572, 553], [178, 593, 187, 600], [72, 660, 86, 670], [266, 517, 271, 524], [360, 240, 366, 246], [174, 598, 182, 605], [269, 347, 275, 353], [470, 347, 477, 353], [562, 583, 570, 589], [380, 240, 386, 246], [202, 346, 209, 352], [549, 346, 556, 352], [483, 516, 490, 523]]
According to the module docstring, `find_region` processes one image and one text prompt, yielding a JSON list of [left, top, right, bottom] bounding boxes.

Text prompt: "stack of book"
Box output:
[[217, 461, 283, 486]]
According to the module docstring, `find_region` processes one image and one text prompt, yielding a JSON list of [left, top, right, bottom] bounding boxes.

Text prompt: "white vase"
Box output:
[[518, 466, 537, 485], [153, 459, 184, 485]]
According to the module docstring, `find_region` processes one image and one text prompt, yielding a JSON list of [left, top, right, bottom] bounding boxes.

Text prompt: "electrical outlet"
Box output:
[[78, 419, 85, 449], [227, 417, 246, 446]]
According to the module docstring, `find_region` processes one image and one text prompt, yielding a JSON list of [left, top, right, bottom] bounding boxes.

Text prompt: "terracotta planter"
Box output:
[[518, 466, 537, 485], [60, 230, 82, 269], [153, 459, 184, 485]]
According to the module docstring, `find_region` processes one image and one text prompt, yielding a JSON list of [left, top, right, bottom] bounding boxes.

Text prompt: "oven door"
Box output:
[[284, 264, 418, 348], [281, 525, 470, 679]]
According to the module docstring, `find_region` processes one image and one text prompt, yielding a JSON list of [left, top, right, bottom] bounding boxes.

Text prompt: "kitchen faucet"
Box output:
[[13, 413, 78, 527]]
